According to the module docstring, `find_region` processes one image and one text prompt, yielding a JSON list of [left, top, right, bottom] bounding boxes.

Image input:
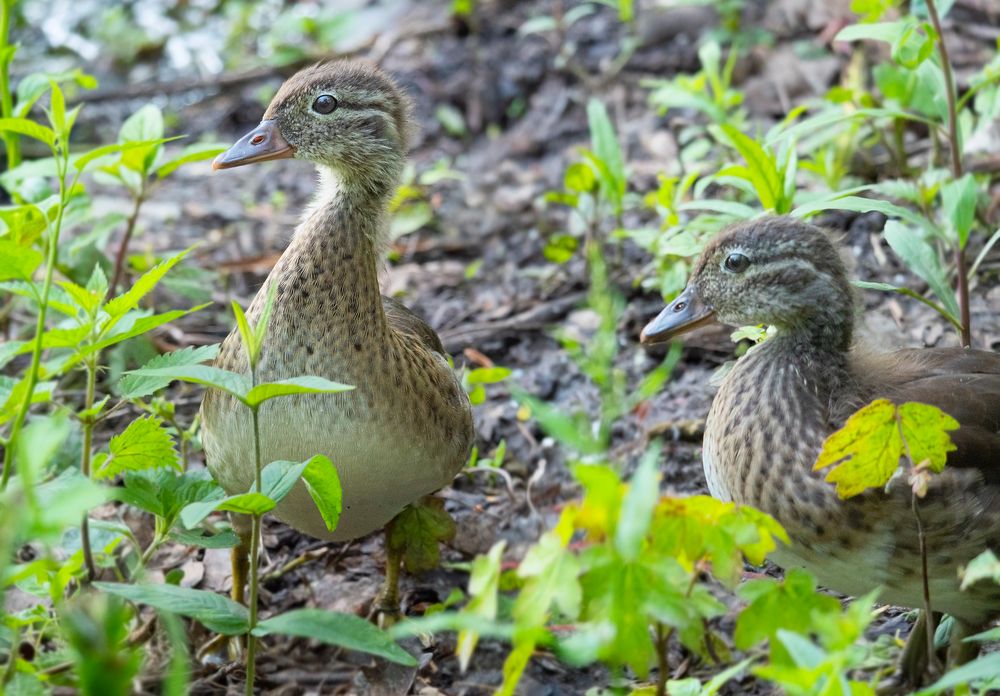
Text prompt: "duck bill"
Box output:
[[212, 120, 295, 170], [640, 285, 715, 345]]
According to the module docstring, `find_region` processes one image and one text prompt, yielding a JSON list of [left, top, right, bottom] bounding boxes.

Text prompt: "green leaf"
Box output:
[[95, 415, 179, 479], [123, 364, 251, 403], [614, 444, 661, 561], [252, 609, 416, 665], [465, 367, 512, 385], [940, 174, 977, 248], [0, 117, 55, 146], [257, 459, 309, 505], [719, 124, 781, 211], [169, 528, 239, 549], [814, 399, 958, 498], [564, 162, 597, 194], [387, 497, 456, 573], [734, 569, 841, 650], [883, 221, 961, 320], [301, 454, 342, 532], [456, 541, 506, 671], [231, 300, 256, 367], [105, 247, 193, 320], [118, 344, 220, 399], [47, 80, 66, 137], [834, 20, 908, 44], [916, 652, 1000, 695], [514, 522, 581, 627], [244, 376, 354, 409], [94, 582, 249, 635], [85, 305, 210, 356], [0, 240, 43, 282], [217, 492, 276, 516], [119, 105, 164, 174], [155, 142, 227, 178], [543, 233, 579, 264]]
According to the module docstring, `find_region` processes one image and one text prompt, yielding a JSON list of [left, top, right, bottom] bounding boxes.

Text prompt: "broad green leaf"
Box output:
[[231, 299, 258, 368], [465, 367, 512, 385], [940, 174, 977, 248], [252, 609, 416, 665], [719, 124, 781, 211], [217, 492, 275, 516], [155, 142, 227, 178], [16, 412, 71, 488], [257, 459, 309, 505], [119, 105, 164, 174], [118, 344, 220, 399], [834, 20, 907, 44], [814, 399, 958, 498], [123, 364, 251, 403], [735, 569, 841, 650], [105, 247, 193, 320], [94, 415, 179, 479], [94, 582, 249, 635], [883, 221, 961, 322], [301, 454, 342, 532], [387, 496, 456, 573], [515, 510, 581, 626], [0, 240, 43, 282], [74, 140, 165, 172], [118, 468, 223, 524], [564, 162, 597, 194], [457, 541, 506, 671], [0, 117, 55, 146], [244, 376, 354, 409], [169, 528, 239, 549], [614, 444, 660, 561]]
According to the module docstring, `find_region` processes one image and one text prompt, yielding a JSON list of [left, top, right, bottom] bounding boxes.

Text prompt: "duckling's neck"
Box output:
[[276, 168, 396, 331]]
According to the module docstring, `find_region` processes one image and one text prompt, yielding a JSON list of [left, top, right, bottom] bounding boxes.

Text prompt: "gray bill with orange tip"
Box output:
[[213, 120, 295, 170], [640, 284, 715, 345]]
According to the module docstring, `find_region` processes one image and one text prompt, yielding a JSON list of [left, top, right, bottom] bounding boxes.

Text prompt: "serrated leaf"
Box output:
[[95, 416, 179, 479], [514, 522, 581, 627], [252, 609, 416, 665], [814, 399, 958, 498], [244, 376, 354, 409], [301, 454, 342, 532], [734, 569, 841, 651], [105, 247, 192, 319], [118, 344, 220, 399], [387, 496, 456, 573], [94, 582, 249, 635], [123, 364, 251, 403], [0, 240, 43, 282]]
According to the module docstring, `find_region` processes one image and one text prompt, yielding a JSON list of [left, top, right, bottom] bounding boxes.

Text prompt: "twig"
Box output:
[[110, 189, 145, 293], [925, 0, 972, 348]]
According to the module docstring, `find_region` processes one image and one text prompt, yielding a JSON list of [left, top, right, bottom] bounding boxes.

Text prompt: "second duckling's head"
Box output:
[[641, 217, 855, 349], [214, 61, 411, 189]]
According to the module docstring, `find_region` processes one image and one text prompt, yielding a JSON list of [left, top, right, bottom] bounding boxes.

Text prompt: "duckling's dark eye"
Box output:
[[312, 95, 338, 115], [723, 252, 750, 273]]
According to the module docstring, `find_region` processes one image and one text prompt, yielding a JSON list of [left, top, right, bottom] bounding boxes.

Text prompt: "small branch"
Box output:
[[655, 622, 669, 696], [925, 0, 972, 348], [110, 189, 145, 294]]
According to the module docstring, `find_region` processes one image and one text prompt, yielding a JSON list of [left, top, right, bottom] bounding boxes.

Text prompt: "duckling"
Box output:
[[640, 216, 1000, 675], [202, 61, 475, 618]]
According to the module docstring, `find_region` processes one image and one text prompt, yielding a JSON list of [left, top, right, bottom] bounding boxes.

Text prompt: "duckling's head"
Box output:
[[213, 61, 411, 190], [641, 217, 854, 350]]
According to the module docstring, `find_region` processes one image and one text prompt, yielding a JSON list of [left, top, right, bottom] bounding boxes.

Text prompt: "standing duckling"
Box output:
[[202, 61, 474, 617], [641, 217, 1000, 676]]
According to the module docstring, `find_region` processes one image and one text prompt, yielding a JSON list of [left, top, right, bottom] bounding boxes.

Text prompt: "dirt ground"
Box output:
[[15, 0, 1000, 693]]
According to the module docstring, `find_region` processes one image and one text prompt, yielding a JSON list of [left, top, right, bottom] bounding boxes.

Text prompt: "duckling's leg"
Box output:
[[375, 521, 404, 628]]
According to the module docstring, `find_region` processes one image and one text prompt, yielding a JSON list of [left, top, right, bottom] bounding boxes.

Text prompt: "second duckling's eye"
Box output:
[[312, 95, 338, 115], [723, 252, 750, 273]]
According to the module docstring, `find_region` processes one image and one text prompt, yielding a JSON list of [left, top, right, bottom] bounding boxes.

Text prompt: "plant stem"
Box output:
[[924, 0, 971, 348], [1, 152, 72, 489], [654, 622, 668, 696], [79, 355, 98, 582], [110, 187, 146, 293], [245, 400, 263, 695], [911, 492, 937, 671], [0, 0, 19, 171]]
